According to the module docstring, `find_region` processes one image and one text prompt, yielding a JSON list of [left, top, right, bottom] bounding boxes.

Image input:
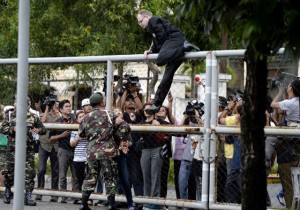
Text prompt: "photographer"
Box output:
[[139, 102, 163, 210], [119, 90, 144, 204], [36, 100, 61, 202], [219, 96, 242, 175], [270, 79, 300, 208], [177, 105, 204, 210], [154, 92, 176, 209]]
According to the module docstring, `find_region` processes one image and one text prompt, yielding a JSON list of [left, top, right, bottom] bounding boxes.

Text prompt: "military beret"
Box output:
[[89, 93, 103, 105]]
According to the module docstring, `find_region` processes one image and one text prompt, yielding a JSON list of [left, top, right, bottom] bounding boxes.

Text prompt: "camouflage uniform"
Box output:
[[0, 111, 46, 191], [79, 108, 119, 197]]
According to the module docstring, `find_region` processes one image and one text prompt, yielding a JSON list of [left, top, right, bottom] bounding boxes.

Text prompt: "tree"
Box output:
[[0, 0, 150, 103], [0, 0, 18, 104], [177, 0, 300, 209]]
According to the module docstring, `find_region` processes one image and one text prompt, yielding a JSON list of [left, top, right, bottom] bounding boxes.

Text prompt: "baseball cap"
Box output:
[[3, 105, 14, 113], [126, 94, 135, 101], [81, 98, 90, 107]]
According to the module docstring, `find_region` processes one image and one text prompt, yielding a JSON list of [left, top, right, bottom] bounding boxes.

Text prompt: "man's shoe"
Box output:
[[50, 196, 58, 202], [3, 187, 11, 204], [35, 194, 42, 201], [79, 204, 91, 210], [24, 191, 37, 206], [183, 40, 200, 52]]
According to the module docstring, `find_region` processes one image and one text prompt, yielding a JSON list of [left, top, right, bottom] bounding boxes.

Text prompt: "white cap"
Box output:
[[3, 105, 14, 113], [81, 98, 90, 107]]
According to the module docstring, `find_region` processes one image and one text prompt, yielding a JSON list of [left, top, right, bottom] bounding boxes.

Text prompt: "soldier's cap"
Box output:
[[89, 92, 103, 105], [126, 94, 135, 101], [81, 98, 90, 107]]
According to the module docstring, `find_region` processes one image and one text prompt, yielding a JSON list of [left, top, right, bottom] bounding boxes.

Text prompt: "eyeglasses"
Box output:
[[138, 16, 145, 24]]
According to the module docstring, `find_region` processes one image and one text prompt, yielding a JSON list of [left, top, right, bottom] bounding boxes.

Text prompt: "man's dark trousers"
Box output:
[[37, 146, 59, 189], [154, 37, 185, 107]]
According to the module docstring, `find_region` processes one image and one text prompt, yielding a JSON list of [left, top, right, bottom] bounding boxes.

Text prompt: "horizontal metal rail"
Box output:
[[0, 48, 286, 65], [1, 52, 206, 64], [44, 123, 300, 136], [214, 126, 300, 136]]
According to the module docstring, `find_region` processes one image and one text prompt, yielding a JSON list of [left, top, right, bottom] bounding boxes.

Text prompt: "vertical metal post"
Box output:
[[201, 52, 212, 209], [106, 60, 113, 111], [14, 0, 30, 209], [209, 52, 218, 205]]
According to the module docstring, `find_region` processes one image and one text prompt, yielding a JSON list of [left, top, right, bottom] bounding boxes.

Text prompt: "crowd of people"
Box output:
[[0, 79, 300, 210], [0, 86, 206, 210], [216, 78, 300, 209]]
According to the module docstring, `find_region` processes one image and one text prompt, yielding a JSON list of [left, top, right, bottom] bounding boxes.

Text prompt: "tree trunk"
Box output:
[[241, 46, 268, 210], [219, 31, 228, 74]]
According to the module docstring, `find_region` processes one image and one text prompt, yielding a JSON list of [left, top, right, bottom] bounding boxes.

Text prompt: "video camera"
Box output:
[[184, 100, 205, 116], [40, 89, 57, 112], [270, 72, 297, 88], [122, 73, 141, 91], [118, 73, 141, 96]]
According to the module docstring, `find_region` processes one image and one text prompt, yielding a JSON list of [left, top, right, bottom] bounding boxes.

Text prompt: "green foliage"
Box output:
[[177, 0, 300, 58], [0, 0, 150, 102]]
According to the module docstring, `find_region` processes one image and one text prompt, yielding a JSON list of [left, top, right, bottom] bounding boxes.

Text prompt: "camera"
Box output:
[[219, 96, 228, 109], [228, 89, 244, 102], [122, 73, 141, 91], [270, 72, 297, 88], [40, 89, 57, 112], [144, 105, 160, 115], [117, 73, 141, 97], [184, 100, 205, 116]]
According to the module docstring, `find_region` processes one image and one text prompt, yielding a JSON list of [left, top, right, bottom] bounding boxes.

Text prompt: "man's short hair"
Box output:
[[138, 9, 152, 17], [59, 99, 70, 110]]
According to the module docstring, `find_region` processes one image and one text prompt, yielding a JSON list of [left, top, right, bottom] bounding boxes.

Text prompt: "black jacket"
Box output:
[[147, 16, 185, 53]]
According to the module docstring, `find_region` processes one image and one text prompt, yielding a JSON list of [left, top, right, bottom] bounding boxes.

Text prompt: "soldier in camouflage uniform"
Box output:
[[0, 106, 14, 192], [78, 93, 123, 210], [0, 96, 46, 206]]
